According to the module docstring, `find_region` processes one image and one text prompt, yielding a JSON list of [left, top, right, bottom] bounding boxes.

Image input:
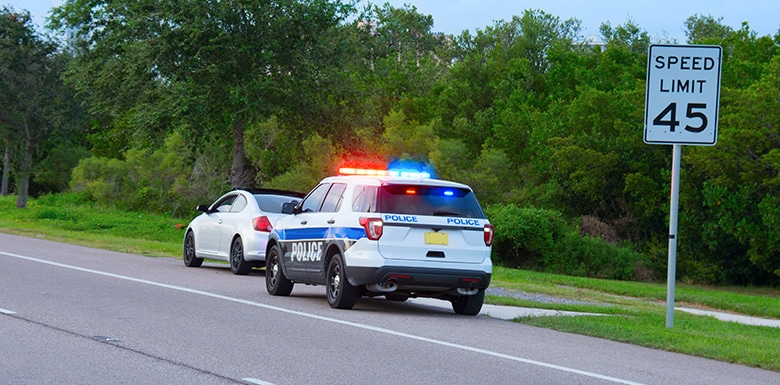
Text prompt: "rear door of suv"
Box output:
[[375, 182, 490, 264]]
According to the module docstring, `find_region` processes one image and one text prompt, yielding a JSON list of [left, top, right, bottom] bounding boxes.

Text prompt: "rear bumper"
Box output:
[[346, 265, 491, 290]]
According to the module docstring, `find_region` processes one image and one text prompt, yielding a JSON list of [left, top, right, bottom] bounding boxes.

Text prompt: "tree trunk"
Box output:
[[1, 143, 10, 195], [15, 136, 33, 208], [230, 119, 247, 188]]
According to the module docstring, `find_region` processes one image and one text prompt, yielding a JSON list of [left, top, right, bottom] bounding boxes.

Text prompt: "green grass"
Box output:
[[2, 193, 779, 371], [0, 194, 185, 257], [490, 266, 780, 370]]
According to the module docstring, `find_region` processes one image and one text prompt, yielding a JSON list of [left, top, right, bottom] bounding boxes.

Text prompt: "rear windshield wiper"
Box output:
[[432, 210, 461, 217]]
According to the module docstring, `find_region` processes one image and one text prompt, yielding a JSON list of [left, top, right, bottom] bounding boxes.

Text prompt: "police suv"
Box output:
[[264, 168, 494, 315]]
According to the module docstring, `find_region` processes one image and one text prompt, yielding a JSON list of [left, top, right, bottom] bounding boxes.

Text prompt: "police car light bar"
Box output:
[[338, 168, 389, 176], [339, 167, 431, 179], [389, 170, 431, 179]]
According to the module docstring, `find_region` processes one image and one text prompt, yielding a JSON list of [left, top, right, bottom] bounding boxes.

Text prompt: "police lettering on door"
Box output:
[[291, 241, 323, 262]]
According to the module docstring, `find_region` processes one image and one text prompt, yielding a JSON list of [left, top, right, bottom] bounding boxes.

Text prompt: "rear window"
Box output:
[[378, 184, 485, 218], [254, 194, 301, 213]]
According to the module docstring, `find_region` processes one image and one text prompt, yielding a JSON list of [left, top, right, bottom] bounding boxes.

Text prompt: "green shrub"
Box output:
[[68, 132, 204, 218], [485, 204, 567, 268], [70, 156, 130, 202], [486, 204, 645, 280], [547, 233, 643, 280]]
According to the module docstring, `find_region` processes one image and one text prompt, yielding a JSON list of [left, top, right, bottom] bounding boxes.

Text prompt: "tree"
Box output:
[[50, 0, 357, 188], [0, 8, 82, 207], [599, 19, 650, 54], [363, 3, 451, 117], [684, 55, 780, 283], [434, 9, 581, 155], [684, 14, 733, 44]]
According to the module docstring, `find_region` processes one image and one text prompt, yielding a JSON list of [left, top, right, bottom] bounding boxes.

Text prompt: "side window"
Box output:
[[229, 195, 247, 213], [320, 183, 347, 213], [300, 183, 331, 213], [352, 185, 378, 213], [215, 195, 237, 213]]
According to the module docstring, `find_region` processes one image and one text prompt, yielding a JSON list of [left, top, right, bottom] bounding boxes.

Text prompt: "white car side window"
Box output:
[[230, 195, 247, 213], [216, 195, 237, 213]]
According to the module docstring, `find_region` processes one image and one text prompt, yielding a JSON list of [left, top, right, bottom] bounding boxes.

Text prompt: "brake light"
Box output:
[[359, 217, 384, 240], [483, 224, 494, 246], [253, 216, 273, 232], [387, 273, 411, 280]]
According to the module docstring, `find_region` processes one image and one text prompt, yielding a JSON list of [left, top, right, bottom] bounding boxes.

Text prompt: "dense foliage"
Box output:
[[2, 2, 780, 285]]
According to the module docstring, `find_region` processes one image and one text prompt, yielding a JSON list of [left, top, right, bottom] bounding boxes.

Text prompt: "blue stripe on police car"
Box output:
[[275, 227, 367, 241]]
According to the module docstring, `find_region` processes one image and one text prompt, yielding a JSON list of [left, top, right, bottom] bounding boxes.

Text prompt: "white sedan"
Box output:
[[183, 188, 304, 274]]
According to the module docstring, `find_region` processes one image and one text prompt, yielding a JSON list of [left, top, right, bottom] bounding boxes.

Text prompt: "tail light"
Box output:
[[359, 217, 384, 240], [483, 224, 494, 246], [253, 216, 273, 232]]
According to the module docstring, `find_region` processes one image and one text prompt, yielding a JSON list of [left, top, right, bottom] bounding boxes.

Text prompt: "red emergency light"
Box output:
[[338, 167, 389, 176], [338, 167, 431, 179]]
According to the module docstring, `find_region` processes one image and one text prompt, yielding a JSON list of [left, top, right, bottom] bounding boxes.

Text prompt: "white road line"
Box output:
[[242, 378, 277, 385], [1, 251, 645, 385], [0, 307, 17, 315]]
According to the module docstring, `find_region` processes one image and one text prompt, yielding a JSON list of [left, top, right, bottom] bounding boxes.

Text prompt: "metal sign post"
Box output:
[[644, 44, 721, 328], [666, 144, 681, 328]]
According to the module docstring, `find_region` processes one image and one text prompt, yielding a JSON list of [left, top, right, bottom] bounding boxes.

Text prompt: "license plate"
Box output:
[[425, 232, 448, 245]]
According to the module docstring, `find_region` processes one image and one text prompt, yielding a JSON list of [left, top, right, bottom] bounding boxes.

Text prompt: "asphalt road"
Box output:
[[1, 233, 778, 385]]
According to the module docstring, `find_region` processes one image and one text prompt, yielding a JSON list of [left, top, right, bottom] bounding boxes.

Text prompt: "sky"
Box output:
[[5, 0, 780, 43]]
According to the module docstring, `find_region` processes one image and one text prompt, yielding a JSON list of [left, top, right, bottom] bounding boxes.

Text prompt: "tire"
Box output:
[[183, 231, 203, 267], [326, 254, 358, 309], [266, 244, 293, 296], [451, 289, 485, 316], [230, 237, 252, 275]]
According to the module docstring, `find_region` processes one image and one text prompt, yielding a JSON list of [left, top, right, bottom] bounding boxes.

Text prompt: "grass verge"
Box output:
[[490, 266, 780, 371], [1, 194, 779, 371]]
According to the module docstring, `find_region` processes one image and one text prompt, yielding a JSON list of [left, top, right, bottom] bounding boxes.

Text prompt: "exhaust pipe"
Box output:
[[371, 279, 398, 293], [457, 283, 479, 296]]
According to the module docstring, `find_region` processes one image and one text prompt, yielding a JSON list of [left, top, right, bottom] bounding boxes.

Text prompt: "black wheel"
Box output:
[[183, 231, 203, 267], [384, 294, 408, 302], [327, 254, 358, 309], [230, 237, 251, 275], [451, 289, 485, 316], [266, 244, 293, 296]]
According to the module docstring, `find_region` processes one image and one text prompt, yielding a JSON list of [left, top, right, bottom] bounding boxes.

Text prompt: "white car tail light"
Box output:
[[253, 216, 273, 232]]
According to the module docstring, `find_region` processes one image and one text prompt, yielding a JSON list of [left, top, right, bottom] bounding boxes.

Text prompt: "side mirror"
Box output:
[[282, 202, 297, 214], [196, 204, 210, 213]]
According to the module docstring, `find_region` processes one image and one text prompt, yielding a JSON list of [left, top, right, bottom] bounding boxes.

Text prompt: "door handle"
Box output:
[[327, 219, 335, 224], [300, 220, 308, 225]]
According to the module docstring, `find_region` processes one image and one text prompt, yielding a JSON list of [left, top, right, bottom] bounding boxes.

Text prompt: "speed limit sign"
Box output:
[[644, 45, 722, 145]]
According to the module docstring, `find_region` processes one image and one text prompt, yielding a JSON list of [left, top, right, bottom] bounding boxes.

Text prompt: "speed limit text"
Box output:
[[653, 55, 717, 71]]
